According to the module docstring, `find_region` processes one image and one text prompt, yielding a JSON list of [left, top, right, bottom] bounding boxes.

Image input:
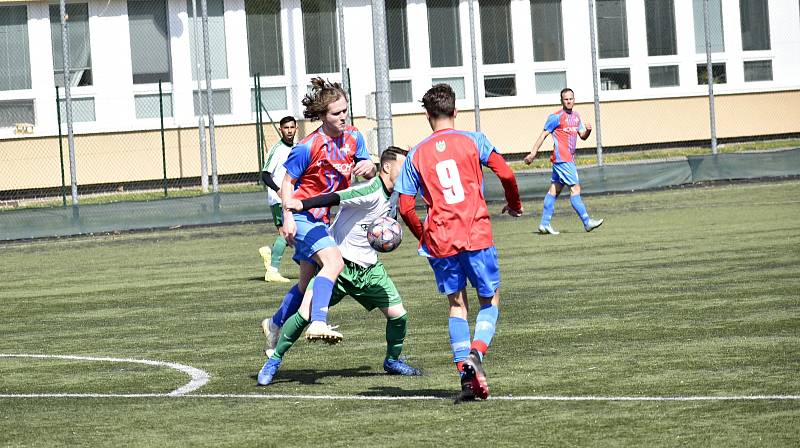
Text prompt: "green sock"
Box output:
[[272, 312, 309, 360], [271, 236, 287, 270], [385, 313, 407, 361]]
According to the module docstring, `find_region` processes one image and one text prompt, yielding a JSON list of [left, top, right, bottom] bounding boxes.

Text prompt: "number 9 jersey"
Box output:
[[394, 128, 497, 258]]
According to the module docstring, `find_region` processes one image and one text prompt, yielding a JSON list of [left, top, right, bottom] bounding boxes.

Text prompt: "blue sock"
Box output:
[[448, 317, 471, 368], [309, 277, 335, 323], [540, 193, 556, 227], [473, 304, 499, 355], [271, 284, 303, 327], [570, 194, 590, 226]]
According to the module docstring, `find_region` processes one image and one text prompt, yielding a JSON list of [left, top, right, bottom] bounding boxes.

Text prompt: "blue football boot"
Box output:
[[257, 357, 282, 386]]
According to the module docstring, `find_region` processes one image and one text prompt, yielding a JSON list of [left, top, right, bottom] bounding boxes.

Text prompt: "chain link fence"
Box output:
[[1, 0, 799, 238]]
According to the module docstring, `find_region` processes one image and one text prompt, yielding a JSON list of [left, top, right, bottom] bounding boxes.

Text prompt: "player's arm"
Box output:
[[283, 192, 340, 211], [351, 131, 377, 179], [523, 130, 550, 165], [398, 194, 424, 241], [260, 171, 280, 192], [280, 175, 299, 245], [486, 152, 523, 217], [579, 119, 592, 140]]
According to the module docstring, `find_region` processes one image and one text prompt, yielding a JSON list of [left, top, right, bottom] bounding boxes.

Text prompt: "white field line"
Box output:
[[2, 354, 798, 402], [0, 393, 799, 401], [0, 354, 210, 396]]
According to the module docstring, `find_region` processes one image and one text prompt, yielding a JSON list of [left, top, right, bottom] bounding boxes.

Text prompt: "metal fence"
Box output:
[[1, 0, 799, 215]]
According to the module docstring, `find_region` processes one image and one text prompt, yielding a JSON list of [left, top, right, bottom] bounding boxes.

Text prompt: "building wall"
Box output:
[[1, 0, 799, 192]]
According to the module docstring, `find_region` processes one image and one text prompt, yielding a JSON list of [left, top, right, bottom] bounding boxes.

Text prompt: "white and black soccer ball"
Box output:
[[366, 216, 403, 253]]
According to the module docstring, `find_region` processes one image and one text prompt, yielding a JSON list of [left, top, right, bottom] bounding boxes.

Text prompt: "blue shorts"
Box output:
[[551, 162, 580, 186], [291, 212, 337, 265], [427, 246, 500, 298]]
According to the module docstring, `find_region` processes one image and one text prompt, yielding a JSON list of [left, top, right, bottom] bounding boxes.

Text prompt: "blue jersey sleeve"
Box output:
[[473, 132, 498, 165], [353, 130, 370, 162], [544, 113, 560, 133], [283, 143, 311, 180], [394, 148, 421, 196], [578, 116, 586, 133]]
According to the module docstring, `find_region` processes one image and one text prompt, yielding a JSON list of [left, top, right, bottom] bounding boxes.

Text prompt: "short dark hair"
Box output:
[[380, 146, 408, 166], [302, 77, 347, 120], [421, 84, 456, 119], [279, 116, 296, 126], [560, 88, 574, 99]]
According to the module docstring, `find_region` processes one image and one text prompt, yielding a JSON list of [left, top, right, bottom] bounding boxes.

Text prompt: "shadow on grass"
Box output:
[[249, 365, 383, 385], [357, 385, 454, 399]]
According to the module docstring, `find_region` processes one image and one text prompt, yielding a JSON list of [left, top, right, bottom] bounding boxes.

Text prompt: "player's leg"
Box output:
[[539, 174, 563, 234], [305, 246, 344, 342], [459, 247, 501, 400], [257, 288, 315, 386], [261, 262, 316, 355], [263, 204, 291, 283], [568, 183, 603, 232]]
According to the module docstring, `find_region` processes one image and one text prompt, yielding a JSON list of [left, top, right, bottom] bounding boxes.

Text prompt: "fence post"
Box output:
[[703, 0, 718, 155], [159, 80, 168, 197], [371, 0, 393, 155], [467, 0, 481, 131], [55, 86, 67, 208], [587, 0, 604, 166]]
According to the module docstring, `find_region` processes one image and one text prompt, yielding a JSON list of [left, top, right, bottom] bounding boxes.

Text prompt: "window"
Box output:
[[740, 0, 770, 51], [187, 0, 228, 80], [600, 68, 630, 90], [596, 0, 628, 59], [649, 65, 679, 87], [50, 4, 92, 87], [251, 87, 287, 111], [480, 0, 513, 64], [128, 0, 172, 84], [390, 80, 413, 103], [645, 0, 677, 56], [484, 75, 516, 97], [692, 0, 724, 53], [58, 97, 95, 122], [696, 63, 726, 84], [0, 100, 35, 127], [194, 89, 232, 115], [0, 5, 32, 91], [135, 93, 173, 119], [432, 77, 465, 99], [302, 0, 339, 73], [246, 0, 283, 77], [744, 60, 772, 81], [531, 0, 564, 62], [427, 0, 462, 68], [535, 71, 566, 93], [386, 0, 410, 70]]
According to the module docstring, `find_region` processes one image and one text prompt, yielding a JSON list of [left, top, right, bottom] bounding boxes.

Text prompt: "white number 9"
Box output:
[[435, 159, 465, 205]]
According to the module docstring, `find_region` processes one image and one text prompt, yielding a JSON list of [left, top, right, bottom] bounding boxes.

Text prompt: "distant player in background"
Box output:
[[395, 84, 523, 403], [523, 88, 603, 235], [260, 78, 376, 351], [258, 116, 297, 283], [257, 147, 420, 386]]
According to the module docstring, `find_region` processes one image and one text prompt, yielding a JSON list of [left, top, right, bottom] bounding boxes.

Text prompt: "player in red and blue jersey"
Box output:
[[396, 83, 523, 402], [524, 88, 603, 235], [258, 78, 375, 368]]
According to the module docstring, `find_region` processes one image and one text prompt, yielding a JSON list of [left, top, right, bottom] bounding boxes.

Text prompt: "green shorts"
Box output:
[[328, 259, 402, 311], [270, 203, 283, 227]]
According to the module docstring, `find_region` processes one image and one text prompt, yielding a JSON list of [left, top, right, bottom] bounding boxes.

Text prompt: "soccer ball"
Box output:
[[366, 216, 403, 253]]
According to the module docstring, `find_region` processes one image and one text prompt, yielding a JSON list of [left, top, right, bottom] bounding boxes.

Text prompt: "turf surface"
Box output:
[[1, 181, 798, 446]]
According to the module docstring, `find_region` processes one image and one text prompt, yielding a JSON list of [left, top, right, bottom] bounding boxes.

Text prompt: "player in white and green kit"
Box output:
[[258, 116, 297, 283], [257, 147, 420, 386]]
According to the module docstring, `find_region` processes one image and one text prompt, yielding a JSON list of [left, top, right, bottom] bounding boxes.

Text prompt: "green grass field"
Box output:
[[1, 181, 799, 446]]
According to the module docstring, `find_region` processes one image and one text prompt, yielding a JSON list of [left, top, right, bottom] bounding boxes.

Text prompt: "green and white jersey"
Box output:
[[328, 176, 391, 268], [262, 139, 293, 206]]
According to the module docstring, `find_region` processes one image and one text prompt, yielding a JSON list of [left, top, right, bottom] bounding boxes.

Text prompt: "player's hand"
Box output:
[[585, 121, 592, 131], [523, 153, 535, 165], [353, 159, 375, 178], [281, 213, 297, 246], [502, 205, 524, 217], [283, 198, 303, 212]]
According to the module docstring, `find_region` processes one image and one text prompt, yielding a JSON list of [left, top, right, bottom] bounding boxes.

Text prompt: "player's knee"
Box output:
[[385, 304, 406, 319]]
